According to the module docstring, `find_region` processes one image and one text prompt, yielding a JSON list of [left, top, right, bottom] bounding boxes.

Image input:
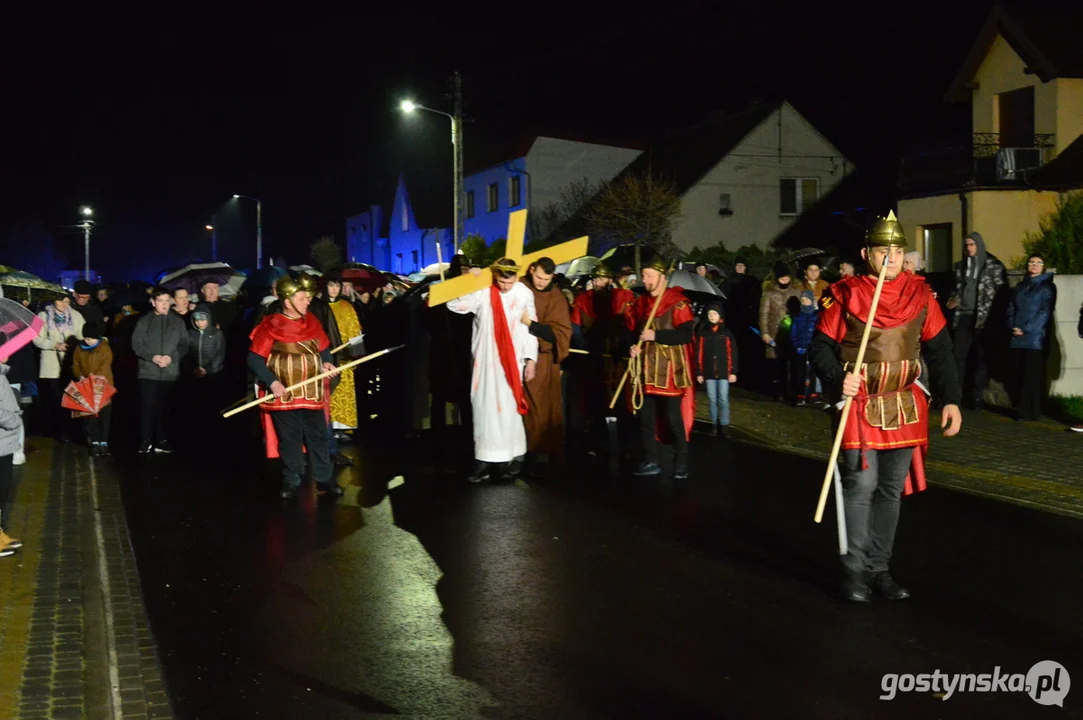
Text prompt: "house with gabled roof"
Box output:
[[897, 2, 1083, 271], [554, 99, 853, 255]]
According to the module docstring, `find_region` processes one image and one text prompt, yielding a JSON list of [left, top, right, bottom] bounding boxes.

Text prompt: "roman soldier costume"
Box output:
[[626, 257, 696, 479], [810, 212, 961, 602], [247, 274, 341, 500]]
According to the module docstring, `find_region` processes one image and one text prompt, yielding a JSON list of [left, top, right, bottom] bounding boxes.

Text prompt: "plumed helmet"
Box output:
[[275, 275, 307, 300], [865, 210, 907, 248]]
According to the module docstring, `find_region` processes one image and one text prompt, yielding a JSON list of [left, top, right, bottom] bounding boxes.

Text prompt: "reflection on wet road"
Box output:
[[113, 425, 1083, 719]]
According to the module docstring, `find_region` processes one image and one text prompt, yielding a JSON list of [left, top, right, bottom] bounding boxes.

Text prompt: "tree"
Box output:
[[1022, 194, 1083, 274], [526, 177, 604, 249], [310, 236, 343, 272], [585, 174, 682, 274], [485, 239, 507, 267], [459, 234, 488, 264]]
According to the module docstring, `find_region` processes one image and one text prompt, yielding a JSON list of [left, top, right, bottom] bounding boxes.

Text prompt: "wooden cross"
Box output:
[[426, 209, 589, 306]]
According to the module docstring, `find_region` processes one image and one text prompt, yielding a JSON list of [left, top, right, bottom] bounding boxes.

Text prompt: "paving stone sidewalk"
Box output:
[[698, 387, 1083, 519], [0, 441, 175, 720]]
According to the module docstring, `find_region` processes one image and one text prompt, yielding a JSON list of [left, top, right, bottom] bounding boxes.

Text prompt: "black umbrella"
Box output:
[[104, 287, 152, 312]]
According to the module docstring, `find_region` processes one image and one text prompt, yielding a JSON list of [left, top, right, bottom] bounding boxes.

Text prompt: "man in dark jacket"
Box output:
[[947, 232, 1006, 409], [72, 280, 104, 327], [131, 287, 189, 453]]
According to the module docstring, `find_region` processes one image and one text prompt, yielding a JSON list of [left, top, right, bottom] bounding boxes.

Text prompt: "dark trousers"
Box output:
[[85, 405, 112, 445], [639, 393, 687, 468], [1014, 348, 1045, 420], [42, 378, 74, 441], [952, 314, 988, 405], [270, 409, 333, 491], [0, 454, 13, 523], [840, 447, 914, 576], [139, 379, 174, 448]]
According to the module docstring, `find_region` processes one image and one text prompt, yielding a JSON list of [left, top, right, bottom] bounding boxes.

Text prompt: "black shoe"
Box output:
[[708, 427, 719, 437], [280, 488, 299, 501], [632, 462, 662, 476], [506, 459, 522, 479], [332, 453, 354, 467], [842, 572, 871, 603], [138, 444, 154, 455], [154, 442, 174, 454], [870, 571, 910, 600], [719, 426, 731, 439], [89, 445, 99, 457], [466, 461, 490, 484], [672, 467, 688, 480], [317, 484, 345, 499]]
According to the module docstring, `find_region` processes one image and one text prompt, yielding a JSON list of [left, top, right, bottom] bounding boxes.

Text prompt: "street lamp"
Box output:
[[399, 71, 464, 252], [79, 206, 94, 281], [232, 194, 262, 268], [205, 223, 217, 262]]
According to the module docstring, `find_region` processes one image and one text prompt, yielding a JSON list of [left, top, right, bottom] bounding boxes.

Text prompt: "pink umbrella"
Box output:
[[0, 297, 43, 359]]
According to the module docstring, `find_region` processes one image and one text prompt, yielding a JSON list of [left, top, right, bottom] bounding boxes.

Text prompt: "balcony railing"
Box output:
[[898, 133, 1055, 194]]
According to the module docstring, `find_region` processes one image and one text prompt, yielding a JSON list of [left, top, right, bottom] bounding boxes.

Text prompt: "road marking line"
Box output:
[[88, 458, 124, 720]]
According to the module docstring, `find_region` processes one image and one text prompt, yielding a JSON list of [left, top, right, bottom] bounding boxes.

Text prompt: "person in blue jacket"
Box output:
[[1007, 254, 1056, 421]]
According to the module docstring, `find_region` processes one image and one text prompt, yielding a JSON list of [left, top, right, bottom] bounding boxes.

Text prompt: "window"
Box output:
[[509, 176, 522, 207], [466, 190, 475, 218], [401, 199, 409, 231], [779, 178, 819, 215], [487, 183, 498, 212], [718, 193, 733, 216], [411, 250, 418, 271]]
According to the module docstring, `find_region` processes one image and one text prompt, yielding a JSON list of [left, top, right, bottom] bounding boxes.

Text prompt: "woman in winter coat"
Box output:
[[1007, 254, 1056, 421], [32, 295, 85, 441]]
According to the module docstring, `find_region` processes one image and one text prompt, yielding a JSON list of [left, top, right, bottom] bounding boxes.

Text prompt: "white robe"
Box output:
[[448, 283, 538, 463]]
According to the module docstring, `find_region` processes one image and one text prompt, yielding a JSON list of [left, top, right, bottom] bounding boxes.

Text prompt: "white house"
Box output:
[[592, 100, 853, 253]]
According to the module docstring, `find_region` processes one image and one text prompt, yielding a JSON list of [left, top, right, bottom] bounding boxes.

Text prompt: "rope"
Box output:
[[628, 352, 645, 412]]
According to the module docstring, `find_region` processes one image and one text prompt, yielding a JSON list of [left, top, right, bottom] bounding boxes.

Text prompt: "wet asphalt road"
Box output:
[[110, 419, 1083, 719]]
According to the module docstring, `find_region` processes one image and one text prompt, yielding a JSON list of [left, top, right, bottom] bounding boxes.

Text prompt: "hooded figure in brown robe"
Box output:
[[520, 258, 572, 459]]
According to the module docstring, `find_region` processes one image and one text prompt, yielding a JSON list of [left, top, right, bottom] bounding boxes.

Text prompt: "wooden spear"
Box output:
[[813, 260, 889, 524], [221, 345, 405, 419]]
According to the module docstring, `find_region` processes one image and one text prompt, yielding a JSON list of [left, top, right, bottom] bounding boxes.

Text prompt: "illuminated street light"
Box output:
[[205, 225, 214, 231], [400, 100, 416, 113], [81, 206, 93, 217]]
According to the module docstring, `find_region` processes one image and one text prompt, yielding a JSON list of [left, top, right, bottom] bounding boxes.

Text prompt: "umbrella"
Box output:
[[290, 265, 322, 277], [666, 270, 723, 296], [420, 262, 450, 276], [599, 244, 646, 272], [242, 266, 288, 292], [0, 298, 45, 358], [159, 263, 245, 296], [103, 287, 152, 312], [62, 375, 117, 418], [562, 256, 601, 278], [0, 271, 67, 299], [341, 263, 388, 293]]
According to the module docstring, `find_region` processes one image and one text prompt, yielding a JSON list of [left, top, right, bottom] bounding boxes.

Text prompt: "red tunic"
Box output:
[[627, 287, 696, 442], [817, 272, 947, 494]]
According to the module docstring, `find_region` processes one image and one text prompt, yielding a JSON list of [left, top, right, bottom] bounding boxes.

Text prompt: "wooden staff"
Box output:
[[569, 348, 612, 357], [435, 241, 445, 282], [813, 260, 889, 524], [221, 345, 405, 419], [608, 260, 675, 410]]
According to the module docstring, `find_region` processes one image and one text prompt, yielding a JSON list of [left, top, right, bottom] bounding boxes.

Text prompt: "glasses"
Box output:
[[1028, 260, 1044, 266]]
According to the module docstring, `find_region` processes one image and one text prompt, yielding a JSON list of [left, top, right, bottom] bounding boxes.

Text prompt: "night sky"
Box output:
[[0, 1, 1067, 282]]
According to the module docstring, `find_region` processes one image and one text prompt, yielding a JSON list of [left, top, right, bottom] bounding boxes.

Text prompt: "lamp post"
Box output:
[[400, 71, 464, 252], [80, 206, 94, 281], [233, 194, 263, 268]]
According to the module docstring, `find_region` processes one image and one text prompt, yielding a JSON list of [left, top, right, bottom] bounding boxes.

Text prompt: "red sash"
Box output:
[[490, 285, 528, 415]]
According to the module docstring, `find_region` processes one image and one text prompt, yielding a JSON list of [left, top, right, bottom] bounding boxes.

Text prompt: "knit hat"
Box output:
[[800, 290, 814, 302], [74, 280, 95, 295], [192, 309, 212, 323], [705, 301, 723, 319], [82, 320, 106, 339], [773, 261, 791, 279]]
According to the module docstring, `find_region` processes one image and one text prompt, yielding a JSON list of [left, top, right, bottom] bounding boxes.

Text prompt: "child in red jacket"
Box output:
[[695, 302, 738, 437]]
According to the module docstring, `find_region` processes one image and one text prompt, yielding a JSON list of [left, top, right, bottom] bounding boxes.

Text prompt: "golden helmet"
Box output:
[[643, 256, 670, 275], [865, 210, 907, 248], [275, 274, 315, 300], [591, 264, 613, 279]]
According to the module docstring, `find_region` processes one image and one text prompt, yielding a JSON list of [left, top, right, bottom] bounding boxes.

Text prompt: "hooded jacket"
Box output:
[[0, 364, 23, 457], [953, 232, 1006, 330], [1007, 272, 1056, 351], [696, 304, 738, 379], [188, 318, 226, 375]]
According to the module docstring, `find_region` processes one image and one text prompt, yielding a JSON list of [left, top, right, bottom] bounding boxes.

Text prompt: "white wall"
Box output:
[[670, 102, 850, 252], [524, 137, 641, 212], [1049, 274, 1083, 398]]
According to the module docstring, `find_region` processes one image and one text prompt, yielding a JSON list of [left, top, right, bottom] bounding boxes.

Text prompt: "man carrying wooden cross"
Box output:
[[809, 212, 962, 603], [247, 274, 342, 501], [626, 256, 696, 480], [447, 257, 539, 484]]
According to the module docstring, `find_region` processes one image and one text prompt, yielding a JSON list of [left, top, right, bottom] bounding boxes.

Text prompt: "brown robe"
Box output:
[[522, 278, 572, 455]]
